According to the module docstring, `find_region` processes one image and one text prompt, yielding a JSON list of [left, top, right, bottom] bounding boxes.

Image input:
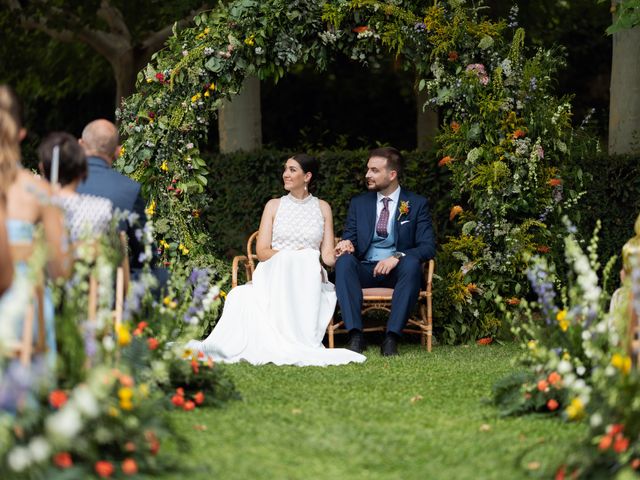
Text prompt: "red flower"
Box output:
[[122, 458, 138, 475], [155, 72, 165, 82], [536, 245, 551, 254], [438, 156, 453, 167], [450, 121, 460, 133], [176, 387, 185, 396], [448, 50, 459, 62], [548, 371, 562, 386], [145, 430, 160, 455], [124, 441, 136, 452], [183, 400, 196, 411], [548, 178, 562, 187], [95, 461, 115, 478], [171, 394, 185, 407], [476, 337, 493, 345], [49, 390, 68, 409], [598, 434, 612, 451], [546, 399, 559, 411], [54, 452, 73, 469], [555, 465, 566, 480], [148, 111, 155, 119], [614, 434, 629, 453], [513, 129, 526, 139], [506, 297, 520, 305], [147, 338, 160, 350], [537, 380, 549, 392], [352, 26, 369, 33], [193, 391, 205, 405], [631, 458, 640, 470], [198, 351, 205, 359], [609, 424, 624, 436]]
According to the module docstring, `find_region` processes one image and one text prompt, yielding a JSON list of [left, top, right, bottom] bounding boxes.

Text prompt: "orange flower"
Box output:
[[476, 337, 492, 345], [171, 394, 185, 407], [548, 178, 562, 187], [537, 380, 549, 392], [614, 434, 629, 453], [352, 26, 369, 33], [609, 424, 624, 435], [192, 209, 201, 218], [95, 461, 115, 478], [176, 387, 185, 396], [122, 458, 138, 475], [448, 50, 459, 62], [124, 442, 136, 452], [191, 359, 199, 374], [450, 121, 460, 133], [54, 452, 73, 469], [449, 205, 463, 221], [438, 155, 453, 167], [513, 129, 526, 139], [193, 391, 205, 405], [598, 434, 612, 451], [548, 371, 562, 386], [466, 283, 479, 294], [183, 400, 196, 411], [555, 465, 566, 480], [49, 390, 68, 409], [147, 338, 160, 350], [119, 375, 134, 388], [536, 245, 551, 254], [631, 458, 640, 470], [547, 399, 559, 411], [506, 297, 520, 306]]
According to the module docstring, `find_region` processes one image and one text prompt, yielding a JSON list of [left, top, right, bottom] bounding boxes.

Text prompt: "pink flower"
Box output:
[[466, 63, 489, 85]]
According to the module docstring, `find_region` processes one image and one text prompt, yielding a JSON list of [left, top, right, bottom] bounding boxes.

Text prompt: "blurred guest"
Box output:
[[0, 99, 15, 294], [0, 85, 69, 366], [38, 132, 113, 242], [78, 119, 146, 269]]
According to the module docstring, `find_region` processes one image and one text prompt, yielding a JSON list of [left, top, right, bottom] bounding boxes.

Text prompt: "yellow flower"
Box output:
[[204, 90, 210, 97], [119, 145, 126, 157], [182, 349, 193, 359], [117, 325, 131, 346], [118, 387, 133, 401], [527, 340, 537, 350], [139, 383, 150, 398], [611, 353, 631, 375], [220, 290, 227, 299], [160, 239, 170, 250], [565, 398, 584, 420], [562, 352, 571, 361], [556, 309, 569, 331], [145, 200, 156, 217], [108, 406, 120, 417], [204, 27, 210, 34], [209, 82, 216, 91], [146, 77, 153, 83], [179, 243, 190, 255], [120, 400, 134, 411], [191, 92, 201, 103], [244, 35, 255, 46], [160, 160, 169, 172]]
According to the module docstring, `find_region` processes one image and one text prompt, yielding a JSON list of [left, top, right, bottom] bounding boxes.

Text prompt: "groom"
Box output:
[[334, 147, 436, 356]]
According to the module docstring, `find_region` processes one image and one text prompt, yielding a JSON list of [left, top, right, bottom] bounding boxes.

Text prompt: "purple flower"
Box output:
[[527, 262, 558, 323]]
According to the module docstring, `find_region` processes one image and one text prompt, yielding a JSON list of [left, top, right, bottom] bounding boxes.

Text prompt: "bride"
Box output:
[[187, 154, 365, 366]]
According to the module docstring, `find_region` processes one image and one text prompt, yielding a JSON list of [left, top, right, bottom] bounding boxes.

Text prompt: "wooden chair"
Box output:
[[326, 258, 435, 352], [230, 231, 436, 352], [82, 231, 130, 330], [4, 244, 47, 366]]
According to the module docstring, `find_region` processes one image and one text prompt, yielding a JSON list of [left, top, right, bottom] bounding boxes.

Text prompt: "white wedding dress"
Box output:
[[187, 194, 366, 366]]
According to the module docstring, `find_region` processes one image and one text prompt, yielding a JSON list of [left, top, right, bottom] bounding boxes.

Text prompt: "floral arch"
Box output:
[[118, 0, 591, 341]]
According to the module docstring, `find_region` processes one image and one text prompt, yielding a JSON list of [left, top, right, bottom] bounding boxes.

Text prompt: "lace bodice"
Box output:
[[272, 194, 324, 251]]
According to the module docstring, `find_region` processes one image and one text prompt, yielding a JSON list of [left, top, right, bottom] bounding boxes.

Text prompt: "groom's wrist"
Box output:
[[392, 252, 405, 260]]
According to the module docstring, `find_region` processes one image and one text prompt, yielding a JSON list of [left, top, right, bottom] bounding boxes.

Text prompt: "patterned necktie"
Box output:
[[376, 197, 391, 238]]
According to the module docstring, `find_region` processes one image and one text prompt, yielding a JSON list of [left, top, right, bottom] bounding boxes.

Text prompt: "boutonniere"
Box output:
[[397, 200, 410, 220]]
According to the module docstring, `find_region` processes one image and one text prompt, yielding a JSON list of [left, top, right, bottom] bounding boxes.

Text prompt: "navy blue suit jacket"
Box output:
[[77, 156, 147, 268], [341, 189, 436, 262]]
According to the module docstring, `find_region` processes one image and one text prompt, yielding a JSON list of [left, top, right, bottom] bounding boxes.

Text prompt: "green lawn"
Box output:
[[164, 343, 586, 480]]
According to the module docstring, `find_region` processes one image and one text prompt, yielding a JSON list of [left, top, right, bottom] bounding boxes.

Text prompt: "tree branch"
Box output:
[[97, 0, 131, 40]]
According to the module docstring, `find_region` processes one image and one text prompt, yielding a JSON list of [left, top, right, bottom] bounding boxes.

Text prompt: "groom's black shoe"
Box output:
[[347, 330, 367, 353], [381, 332, 399, 357]]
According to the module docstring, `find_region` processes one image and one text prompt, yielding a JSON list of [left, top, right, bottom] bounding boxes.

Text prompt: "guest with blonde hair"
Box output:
[[0, 92, 17, 295]]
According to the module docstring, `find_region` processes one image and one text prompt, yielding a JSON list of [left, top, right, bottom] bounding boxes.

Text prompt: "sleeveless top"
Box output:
[[272, 194, 324, 251]]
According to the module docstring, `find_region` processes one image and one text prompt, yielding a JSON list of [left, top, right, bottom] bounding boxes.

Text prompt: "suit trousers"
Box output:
[[334, 253, 422, 335]]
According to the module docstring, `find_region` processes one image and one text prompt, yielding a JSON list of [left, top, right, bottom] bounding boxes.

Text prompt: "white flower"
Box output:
[[102, 335, 115, 351], [605, 365, 616, 377], [72, 385, 100, 418], [581, 330, 592, 341], [557, 360, 572, 374], [576, 366, 586, 376], [8, 446, 31, 472], [46, 406, 83, 441], [28, 436, 50, 462], [590, 413, 603, 428]]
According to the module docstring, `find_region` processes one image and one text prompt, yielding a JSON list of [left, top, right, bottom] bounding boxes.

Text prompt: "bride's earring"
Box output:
[[304, 182, 308, 192]]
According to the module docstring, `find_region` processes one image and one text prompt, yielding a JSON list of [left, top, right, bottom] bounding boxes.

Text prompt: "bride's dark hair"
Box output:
[[291, 153, 319, 192]]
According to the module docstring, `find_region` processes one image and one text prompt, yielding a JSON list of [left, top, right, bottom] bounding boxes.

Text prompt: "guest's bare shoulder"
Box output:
[[17, 169, 52, 196]]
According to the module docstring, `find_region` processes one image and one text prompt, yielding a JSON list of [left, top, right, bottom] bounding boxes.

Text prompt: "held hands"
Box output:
[[373, 256, 400, 277], [335, 239, 354, 257]]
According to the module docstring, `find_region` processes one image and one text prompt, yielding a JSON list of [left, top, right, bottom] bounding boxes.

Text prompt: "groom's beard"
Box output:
[[366, 178, 391, 191]]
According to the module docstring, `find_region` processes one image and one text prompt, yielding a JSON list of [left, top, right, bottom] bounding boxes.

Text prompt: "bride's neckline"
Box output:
[[287, 193, 313, 204]]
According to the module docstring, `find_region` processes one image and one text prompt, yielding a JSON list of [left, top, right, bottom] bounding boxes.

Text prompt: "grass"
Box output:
[[162, 342, 586, 480]]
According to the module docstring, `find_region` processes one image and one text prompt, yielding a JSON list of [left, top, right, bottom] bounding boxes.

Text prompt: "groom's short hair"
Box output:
[[369, 146, 403, 178]]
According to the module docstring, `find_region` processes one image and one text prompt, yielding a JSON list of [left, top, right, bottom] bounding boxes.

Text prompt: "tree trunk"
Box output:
[[416, 85, 438, 152], [112, 51, 137, 109], [218, 76, 262, 153], [609, 4, 640, 155]]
